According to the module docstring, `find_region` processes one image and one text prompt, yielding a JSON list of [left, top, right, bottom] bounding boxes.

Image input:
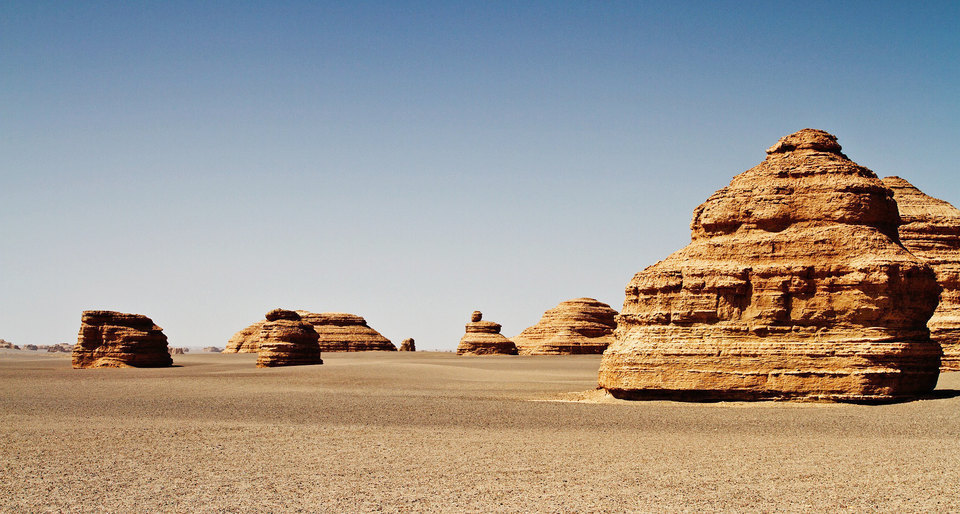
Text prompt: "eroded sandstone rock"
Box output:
[[255, 309, 323, 368], [514, 298, 618, 355], [457, 311, 517, 355], [168, 347, 186, 355], [72, 311, 173, 369], [296, 312, 396, 352], [883, 176, 960, 370], [399, 338, 415, 351], [224, 321, 265, 353], [599, 129, 942, 402]]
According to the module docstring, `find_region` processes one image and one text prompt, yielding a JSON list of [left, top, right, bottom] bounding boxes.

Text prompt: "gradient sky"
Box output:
[[2, 1, 958, 350]]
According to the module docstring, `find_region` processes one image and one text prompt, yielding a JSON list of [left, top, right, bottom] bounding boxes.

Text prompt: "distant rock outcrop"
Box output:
[[883, 176, 960, 370], [399, 338, 415, 351], [226, 311, 395, 353], [296, 311, 396, 352], [0, 339, 14, 349], [255, 309, 323, 368], [514, 298, 618, 355], [168, 347, 186, 355], [24, 344, 38, 351], [202, 346, 222, 353], [457, 311, 517, 355], [72, 311, 173, 369], [599, 129, 942, 402], [224, 321, 265, 353]]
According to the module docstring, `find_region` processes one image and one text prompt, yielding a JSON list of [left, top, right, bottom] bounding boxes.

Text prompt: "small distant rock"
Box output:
[[457, 311, 517, 356], [168, 347, 186, 355], [399, 338, 415, 351], [202, 347, 222, 353], [0, 339, 14, 349], [24, 344, 38, 351]]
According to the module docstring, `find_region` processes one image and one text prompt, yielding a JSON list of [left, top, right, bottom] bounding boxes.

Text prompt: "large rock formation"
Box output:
[[296, 311, 396, 352], [457, 311, 518, 355], [599, 129, 942, 402], [883, 176, 960, 370], [255, 309, 323, 368], [513, 298, 618, 355], [72, 311, 173, 369], [225, 312, 395, 353], [399, 338, 416, 351]]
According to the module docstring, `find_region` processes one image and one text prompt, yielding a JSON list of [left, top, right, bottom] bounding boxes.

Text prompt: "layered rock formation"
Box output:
[[514, 298, 618, 355], [296, 311, 396, 352], [457, 311, 518, 355], [883, 176, 960, 370], [168, 347, 186, 355], [224, 321, 265, 353], [72, 311, 173, 369], [0, 339, 15, 349], [225, 312, 395, 353], [599, 129, 942, 402], [255, 309, 323, 368], [400, 338, 415, 351]]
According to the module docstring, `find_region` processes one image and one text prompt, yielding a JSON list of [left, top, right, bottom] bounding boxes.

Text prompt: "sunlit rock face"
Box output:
[[72, 311, 173, 369], [457, 311, 518, 356], [296, 312, 396, 352], [514, 298, 617, 355], [255, 309, 323, 368], [883, 176, 960, 371], [599, 129, 942, 402]]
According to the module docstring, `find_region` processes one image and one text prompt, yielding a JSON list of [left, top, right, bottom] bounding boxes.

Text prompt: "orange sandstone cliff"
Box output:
[[513, 298, 617, 355]]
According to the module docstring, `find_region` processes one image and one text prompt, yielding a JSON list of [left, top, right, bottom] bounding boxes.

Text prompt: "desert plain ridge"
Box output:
[[2, 349, 959, 512]]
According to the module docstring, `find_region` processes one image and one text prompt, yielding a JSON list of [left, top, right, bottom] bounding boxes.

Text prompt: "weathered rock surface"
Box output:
[[399, 338, 415, 351], [599, 129, 942, 402], [296, 311, 396, 352], [883, 176, 960, 370], [457, 311, 518, 356], [226, 311, 395, 353], [168, 347, 186, 355], [224, 321, 265, 353], [255, 309, 323, 368], [72, 311, 173, 369], [514, 298, 618, 355]]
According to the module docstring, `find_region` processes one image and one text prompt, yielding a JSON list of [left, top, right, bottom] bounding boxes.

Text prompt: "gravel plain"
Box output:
[[1, 350, 959, 512]]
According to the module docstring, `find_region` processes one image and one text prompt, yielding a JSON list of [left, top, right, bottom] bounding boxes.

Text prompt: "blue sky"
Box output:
[[2, 1, 958, 350]]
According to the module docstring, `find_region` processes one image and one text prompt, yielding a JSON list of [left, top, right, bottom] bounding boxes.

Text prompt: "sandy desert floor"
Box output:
[[1, 350, 959, 512]]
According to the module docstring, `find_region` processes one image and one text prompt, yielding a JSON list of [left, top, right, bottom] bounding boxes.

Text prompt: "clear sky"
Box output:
[[2, 1, 958, 350]]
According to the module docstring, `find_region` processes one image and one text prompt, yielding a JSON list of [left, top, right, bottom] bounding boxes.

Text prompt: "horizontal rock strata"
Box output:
[[255, 309, 323, 368], [399, 338, 415, 351], [296, 311, 396, 352], [72, 311, 173, 369], [457, 311, 518, 355], [599, 129, 941, 402], [883, 176, 960, 370], [514, 298, 618, 355]]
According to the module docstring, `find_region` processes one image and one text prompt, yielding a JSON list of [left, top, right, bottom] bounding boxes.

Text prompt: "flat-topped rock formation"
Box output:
[[72, 311, 173, 369], [883, 176, 960, 370], [399, 338, 415, 351], [599, 129, 942, 402], [295, 311, 396, 352], [255, 309, 323, 368], [457, 311, 518, 356], [514, 298, 618, 355]]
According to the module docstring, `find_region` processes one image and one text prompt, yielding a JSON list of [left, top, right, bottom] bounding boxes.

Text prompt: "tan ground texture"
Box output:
[[2, 349, 959, 512]]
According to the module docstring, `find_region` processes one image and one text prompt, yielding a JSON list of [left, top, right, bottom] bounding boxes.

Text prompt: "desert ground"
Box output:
[[1, 350, 958, 512]]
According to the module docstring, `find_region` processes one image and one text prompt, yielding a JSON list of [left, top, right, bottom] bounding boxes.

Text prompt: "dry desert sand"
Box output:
[[2, 349, 960, 512]]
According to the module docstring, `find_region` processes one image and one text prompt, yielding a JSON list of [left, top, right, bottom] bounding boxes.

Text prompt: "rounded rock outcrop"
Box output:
[[296, 312, 396, 352], [255, 309, 323, 368], [883, 176, 960, 370], [399, 338, 415, 351], [514, 298, 618, 355], [457, 311, 518, 356], [72, 311, 173, 369], [599, 129, 942, 402]]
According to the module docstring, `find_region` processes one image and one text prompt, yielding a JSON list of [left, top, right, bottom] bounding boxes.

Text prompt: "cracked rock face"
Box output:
[[457, 311, 518, 356], [599, 129, 942, 402], [513, 298, 617, 355], [883, 176, 960, 370], [255, 309, 323, 368], [72, 311, 173, 368]]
